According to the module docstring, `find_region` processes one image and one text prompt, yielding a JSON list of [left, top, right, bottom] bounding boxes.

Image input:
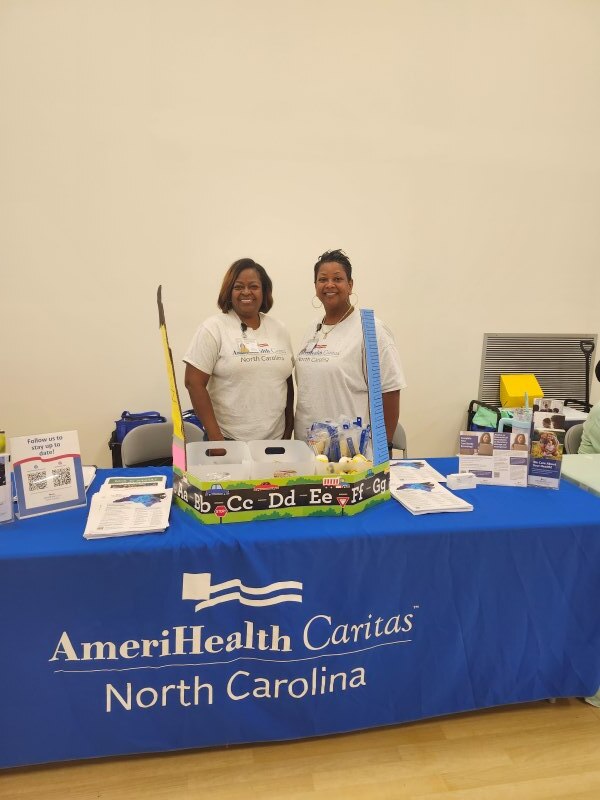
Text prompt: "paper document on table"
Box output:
[[84, 486, 172, 539], [390, 481, 473, 515], [390, 460, 447, 483], [83, 466, 97, 491], [528, 426, 564, 490], [98, 475, 167, 498]]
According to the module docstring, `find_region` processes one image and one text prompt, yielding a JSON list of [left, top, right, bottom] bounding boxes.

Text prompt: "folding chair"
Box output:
[[121, 421, 205, 467], [391, 423, 408, 458], [564, 423, 585, 454]]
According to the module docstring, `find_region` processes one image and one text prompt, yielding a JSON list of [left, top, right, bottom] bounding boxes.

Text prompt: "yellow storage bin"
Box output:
[[499, 374, 543, 408]]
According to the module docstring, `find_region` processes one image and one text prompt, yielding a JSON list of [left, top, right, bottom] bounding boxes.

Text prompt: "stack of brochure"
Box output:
[[390, 460, 473, 515], [84, 475, 172, 539], [390, 459, 448, 483]]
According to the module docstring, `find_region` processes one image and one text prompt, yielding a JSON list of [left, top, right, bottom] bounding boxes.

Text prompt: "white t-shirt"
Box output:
[[184, 311, 294, 441], [294, 310, 407, 441]]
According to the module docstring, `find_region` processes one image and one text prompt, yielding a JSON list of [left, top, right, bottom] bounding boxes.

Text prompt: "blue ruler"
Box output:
[[360, 309, 389, 466]]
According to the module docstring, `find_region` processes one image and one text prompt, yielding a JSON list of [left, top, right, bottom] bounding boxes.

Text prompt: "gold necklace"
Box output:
[[320, 304, 354, 338]]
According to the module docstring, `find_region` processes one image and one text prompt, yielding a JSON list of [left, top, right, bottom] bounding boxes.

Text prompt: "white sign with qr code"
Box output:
[[9, 430, 86, 518]]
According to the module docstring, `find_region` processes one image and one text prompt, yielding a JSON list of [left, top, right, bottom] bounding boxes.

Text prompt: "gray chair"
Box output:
[[121, 421, 205, 467], [391, 422, 408, 459], [564, 423, 584, 454]]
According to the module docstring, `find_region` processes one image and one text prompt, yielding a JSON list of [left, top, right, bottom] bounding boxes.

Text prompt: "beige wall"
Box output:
[[2, 0, 599, 465]]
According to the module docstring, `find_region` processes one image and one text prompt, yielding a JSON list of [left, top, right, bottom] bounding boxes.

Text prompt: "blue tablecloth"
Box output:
[[2, 459, 600, 768]]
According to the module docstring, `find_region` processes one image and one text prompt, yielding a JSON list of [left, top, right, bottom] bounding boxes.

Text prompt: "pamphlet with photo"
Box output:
[[532, 398, 565, 432], [533, 397, 565, 414], [528, 426, 564, 490], [458, 430, 529, 487]]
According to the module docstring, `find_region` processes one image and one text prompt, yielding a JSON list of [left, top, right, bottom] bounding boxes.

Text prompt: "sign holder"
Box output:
[[10, 431, 86, 519]]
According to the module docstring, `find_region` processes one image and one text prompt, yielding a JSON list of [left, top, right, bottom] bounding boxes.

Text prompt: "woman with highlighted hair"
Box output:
[[294, 249, 406, 453], [184, 258, 294, 441]]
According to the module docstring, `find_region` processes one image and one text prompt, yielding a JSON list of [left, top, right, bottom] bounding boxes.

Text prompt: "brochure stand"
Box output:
[[10, 431, 86, 519]]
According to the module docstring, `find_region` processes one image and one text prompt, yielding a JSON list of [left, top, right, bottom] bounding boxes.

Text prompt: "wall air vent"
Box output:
[[479, 333, 597, 407]]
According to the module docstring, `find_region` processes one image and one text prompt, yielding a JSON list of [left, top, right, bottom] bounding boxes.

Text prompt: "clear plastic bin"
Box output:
[[247, 440, 315, 479], [186, 441, 251, 481]]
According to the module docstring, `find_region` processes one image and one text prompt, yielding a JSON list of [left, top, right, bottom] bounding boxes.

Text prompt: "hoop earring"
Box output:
[[349, 292, 358, 307], [312, 296, 323, 309]]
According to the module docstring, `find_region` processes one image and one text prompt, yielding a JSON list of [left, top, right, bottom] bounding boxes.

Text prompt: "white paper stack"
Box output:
[[390, 480, 473, 515], [389, 459, 447, 483], [82, 466, 97, 491], [84, 475, 172, 539]]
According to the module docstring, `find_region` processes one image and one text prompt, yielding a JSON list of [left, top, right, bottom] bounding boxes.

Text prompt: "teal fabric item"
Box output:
[[471, 407, 498, 427], [579, 402, 600, 454], [471, 407, 512, 428]]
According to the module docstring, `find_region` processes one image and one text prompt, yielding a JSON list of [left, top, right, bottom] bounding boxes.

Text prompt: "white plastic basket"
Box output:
[[247, 440, 315, 480], [186, 441, 251, 481]]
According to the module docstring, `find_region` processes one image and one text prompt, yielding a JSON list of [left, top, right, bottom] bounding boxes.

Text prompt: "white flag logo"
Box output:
[[182, 572, 303, 612]]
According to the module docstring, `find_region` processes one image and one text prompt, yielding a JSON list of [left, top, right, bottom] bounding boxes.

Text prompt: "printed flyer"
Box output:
[[458, 430, 529, 487], [389, 459, 447, 483], [390, 480, 473, 515], [528, 399, 565, 489], [528, 427, 564, 490], [532, 398, 566, 432], [10, 430, 86, 518]]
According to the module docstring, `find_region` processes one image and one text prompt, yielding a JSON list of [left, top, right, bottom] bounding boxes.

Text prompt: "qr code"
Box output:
[[28, 471, 48, 491], [52, 467, 72, 487]]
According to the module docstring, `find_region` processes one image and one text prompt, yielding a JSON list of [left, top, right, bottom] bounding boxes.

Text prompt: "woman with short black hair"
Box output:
[[184, 258, 294, 441]]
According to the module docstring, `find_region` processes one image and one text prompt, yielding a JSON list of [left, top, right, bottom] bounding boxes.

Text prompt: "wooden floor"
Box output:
[[3, 699, 600, 799]]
